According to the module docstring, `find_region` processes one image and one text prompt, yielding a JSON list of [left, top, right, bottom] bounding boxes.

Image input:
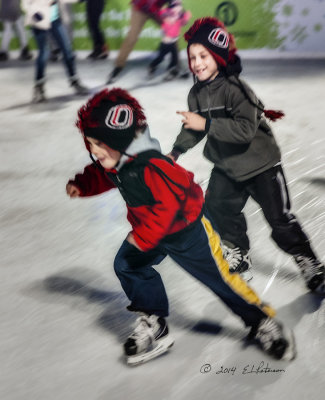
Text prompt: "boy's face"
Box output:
[[86, 137, 121, 170], [189, 43, 219, 82]]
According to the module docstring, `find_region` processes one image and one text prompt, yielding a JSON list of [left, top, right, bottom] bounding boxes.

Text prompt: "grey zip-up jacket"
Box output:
[[172, 75, 281, 181]]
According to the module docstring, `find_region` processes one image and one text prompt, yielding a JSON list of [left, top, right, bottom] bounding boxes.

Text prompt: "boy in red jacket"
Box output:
[[66, 88, 296, 365]]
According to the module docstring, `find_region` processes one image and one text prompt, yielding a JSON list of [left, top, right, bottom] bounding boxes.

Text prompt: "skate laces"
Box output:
[[255, 318, 283, 351], [129, 316, 156, 343], [226, 247, 242, 268], [295, 255, 324, 279], [223, 245, 247, 270]]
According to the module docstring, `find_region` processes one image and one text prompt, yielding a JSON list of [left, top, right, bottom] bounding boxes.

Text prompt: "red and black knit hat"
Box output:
[[76, 88, 147, 153], [184, 17, 238, 69]]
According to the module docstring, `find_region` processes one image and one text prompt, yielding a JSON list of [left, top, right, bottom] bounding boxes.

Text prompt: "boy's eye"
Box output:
[[90, 140, 102, 147]]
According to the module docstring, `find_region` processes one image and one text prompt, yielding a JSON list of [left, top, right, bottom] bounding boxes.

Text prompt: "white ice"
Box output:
[[0, 52, 325, 400]]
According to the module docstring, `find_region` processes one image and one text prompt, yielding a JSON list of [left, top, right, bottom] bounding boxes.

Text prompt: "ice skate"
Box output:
[[294, 255, 325, 294], [249, 318, 296, 361], [0, 51, 8, 61], [32, 82, 46, 103], [147, 65, 157, 79], [70, 77, 89, 96], [124, 314, 174, 366], [87, 44, 109, 60], [19, 46, 33, 61], [163, 67, 179, 81], [106, 67, 123, 84], [222, 242, 253, 281], [179, 70, 190, 79]]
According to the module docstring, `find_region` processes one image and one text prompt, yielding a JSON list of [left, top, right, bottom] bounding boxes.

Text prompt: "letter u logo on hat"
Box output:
[[208, 28, 229, 49], [105, 105, 134, 130]]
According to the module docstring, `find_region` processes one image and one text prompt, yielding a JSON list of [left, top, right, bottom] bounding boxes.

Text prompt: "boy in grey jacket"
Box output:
[[169, 17, 325, 294]]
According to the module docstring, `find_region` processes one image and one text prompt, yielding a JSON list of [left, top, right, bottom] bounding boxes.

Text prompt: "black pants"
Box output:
[[150, 42, 179, 71], [86, 0, 105, 49], [205, 164, 316, 258]]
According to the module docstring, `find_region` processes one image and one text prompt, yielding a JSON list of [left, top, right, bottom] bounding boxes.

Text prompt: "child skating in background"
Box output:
[[22, 0, 88, 103], [0, 0, 33, 61], [66, 87, 296, 365], [107, 0, 170, 84], [148, 0, 191, 81], [168, 17, 325, 293]]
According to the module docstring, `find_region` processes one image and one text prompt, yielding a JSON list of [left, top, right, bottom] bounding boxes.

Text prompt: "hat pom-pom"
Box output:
[[184, 17, 226, 41], [264, 109, 285, 121], [76, 88, 147, 133]]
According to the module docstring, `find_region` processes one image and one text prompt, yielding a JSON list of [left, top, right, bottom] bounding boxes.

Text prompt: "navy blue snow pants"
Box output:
[[114, 214, 275, 327]]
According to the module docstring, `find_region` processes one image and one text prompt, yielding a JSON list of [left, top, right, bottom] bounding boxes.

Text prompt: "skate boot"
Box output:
[[0, 51, 8, 61], [249, 318, 296, 361], [106, 66, 123, 84], [70, 77, 89, 96], [294, 255, 325, 294], [222, 241, 253, 281], [163, 67, 179, 81], [87, 44, 109, 60], [32, 82, 46, 103], [147, 65, 157, 79], [179, 69, 190, 79], [19, 46, 33, 61], [124, 314, 174, 366]]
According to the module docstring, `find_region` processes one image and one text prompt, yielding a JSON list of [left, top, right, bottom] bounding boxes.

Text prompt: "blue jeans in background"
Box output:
[[32, 18, 76, 82]]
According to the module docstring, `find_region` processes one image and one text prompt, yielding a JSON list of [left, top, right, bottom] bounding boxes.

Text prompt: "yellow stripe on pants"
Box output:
[[201, 215, 276, 318]]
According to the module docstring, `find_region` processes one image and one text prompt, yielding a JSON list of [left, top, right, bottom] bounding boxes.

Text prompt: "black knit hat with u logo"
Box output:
[[184, 17, 232, 68], [77, 88, 147, 153]]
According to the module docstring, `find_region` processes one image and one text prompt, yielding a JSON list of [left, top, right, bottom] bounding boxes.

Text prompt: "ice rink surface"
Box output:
[[1, 52, 325, 400]]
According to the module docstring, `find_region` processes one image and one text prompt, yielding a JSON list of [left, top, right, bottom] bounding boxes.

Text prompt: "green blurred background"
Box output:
[[1, 0, 324, 52]]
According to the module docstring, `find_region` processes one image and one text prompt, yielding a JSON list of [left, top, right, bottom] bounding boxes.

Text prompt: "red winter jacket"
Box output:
[[69, 153, 204, 251]]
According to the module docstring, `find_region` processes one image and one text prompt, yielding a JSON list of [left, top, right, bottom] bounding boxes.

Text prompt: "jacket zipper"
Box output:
[[207, 85, 212, 119]]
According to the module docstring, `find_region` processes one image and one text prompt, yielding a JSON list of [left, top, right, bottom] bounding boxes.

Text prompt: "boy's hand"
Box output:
[[177, 111, 206, 131], [166, 153, 175, 161], [66, 183, 81, 198], [166, 149, 181, 162], [126, 233, 143, 251], [32, 12, 43, 22]]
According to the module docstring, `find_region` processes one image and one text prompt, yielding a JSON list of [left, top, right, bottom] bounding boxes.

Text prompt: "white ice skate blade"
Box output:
[[241, 269, 253, 282], [126, 336, 175, 366], [313, 280, 325, 295], [281, 327, 297, 361]]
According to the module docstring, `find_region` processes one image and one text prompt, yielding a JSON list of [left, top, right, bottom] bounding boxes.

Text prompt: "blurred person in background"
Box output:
[[84, 0, 109, 60], [148, 0, 191, 81], [48, 0, 75, 62], [106, 0, 170, 84], [22, 0, 88, 103], [0, 0, 33, 61]]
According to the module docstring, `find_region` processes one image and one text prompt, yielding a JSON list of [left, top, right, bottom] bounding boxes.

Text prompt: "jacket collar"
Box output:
[[196, 70, 226, 90], [116, 125, 161, 171]]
